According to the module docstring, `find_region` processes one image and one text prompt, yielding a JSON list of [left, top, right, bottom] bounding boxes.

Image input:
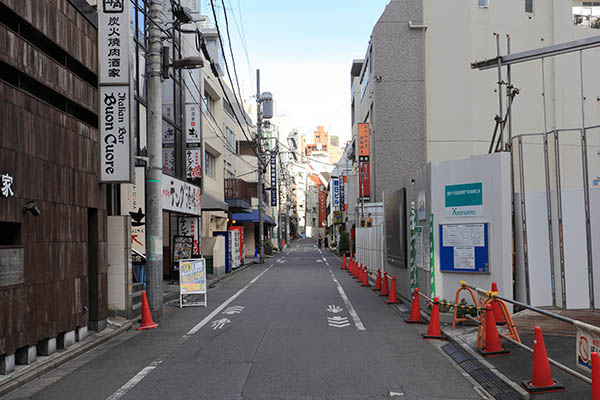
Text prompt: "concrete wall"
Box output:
[[107, 217, 131, 313]]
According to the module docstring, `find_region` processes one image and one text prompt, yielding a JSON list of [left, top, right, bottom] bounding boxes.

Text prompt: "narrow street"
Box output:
[[3, 240, 481, 400]]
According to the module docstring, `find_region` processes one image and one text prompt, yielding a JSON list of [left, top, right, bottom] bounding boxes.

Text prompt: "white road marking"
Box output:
[[327, 315, 350, 328], [209, 318, 231, 330], [184, 265, 274, 337], [105, 361, 162, 400], [222, 306, 244, 315], [104, 264, 275, 400], [320, 249, 366, 331], [326, 305, 343, 313]]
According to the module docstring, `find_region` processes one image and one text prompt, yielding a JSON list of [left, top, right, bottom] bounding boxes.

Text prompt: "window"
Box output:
[[203, 92, 214, 114], [573, 2, 600, 28], [360, 59, 369, 98], [525, 0, 533, 13], [205, 151, 216, 179], [478, 0, 489, 8], [225, 126, 235, 151]]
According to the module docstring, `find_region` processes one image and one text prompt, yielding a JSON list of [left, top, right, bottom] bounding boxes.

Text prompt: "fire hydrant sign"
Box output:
[[575, 320, 600, 371], [179, 258, 207, 308]]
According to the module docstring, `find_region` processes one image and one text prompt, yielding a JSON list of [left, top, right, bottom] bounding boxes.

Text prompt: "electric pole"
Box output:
[[256, 69, 265, 264], [145, 0, 164, 319]]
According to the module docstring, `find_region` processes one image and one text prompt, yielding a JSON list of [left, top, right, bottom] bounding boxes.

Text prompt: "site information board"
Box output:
[[179, 258, 207, 308], [439, 223, 489, 273]]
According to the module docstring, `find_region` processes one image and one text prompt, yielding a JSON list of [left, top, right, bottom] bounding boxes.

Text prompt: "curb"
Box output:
[[0, 320, 134, 398]]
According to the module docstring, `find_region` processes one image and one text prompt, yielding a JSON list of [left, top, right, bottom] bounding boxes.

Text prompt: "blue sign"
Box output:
[[332, 178, 340, 208], [270, 154, 277, 206], [340, 176, 345, 207], [439, 223, 489, 273]]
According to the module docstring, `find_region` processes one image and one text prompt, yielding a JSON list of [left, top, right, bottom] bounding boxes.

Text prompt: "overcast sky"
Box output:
[[207, 0, 390, 144]]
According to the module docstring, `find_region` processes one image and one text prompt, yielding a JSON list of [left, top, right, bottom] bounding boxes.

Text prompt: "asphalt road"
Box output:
[[3, 239, 483, 400]]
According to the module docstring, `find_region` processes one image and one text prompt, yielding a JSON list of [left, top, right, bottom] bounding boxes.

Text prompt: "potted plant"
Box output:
[[337, 231, 349, 256]]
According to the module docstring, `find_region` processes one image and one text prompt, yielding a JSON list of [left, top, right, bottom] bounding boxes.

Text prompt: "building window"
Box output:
[[225, 126, 235, 151], [573, 2, 600, 28], [360, 59, 370, 98], [478, 0, 489, 8], [203, 92, 215, 114], [525, 0, 533, 13], [205, 151, 216, 179]]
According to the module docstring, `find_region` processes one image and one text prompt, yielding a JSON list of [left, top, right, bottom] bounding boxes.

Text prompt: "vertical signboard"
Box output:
[[332, 177, 340, 209], [186, 149, 202, 179], [121, 167, 146, 259], [340, 175, 345, 211], [358, 123, 370, 200], [99, 0, 132, 182], [270, 154, 277, 206]]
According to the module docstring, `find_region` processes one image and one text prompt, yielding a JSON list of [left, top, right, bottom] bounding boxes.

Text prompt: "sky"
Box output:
[[206, 0, 391, 145]]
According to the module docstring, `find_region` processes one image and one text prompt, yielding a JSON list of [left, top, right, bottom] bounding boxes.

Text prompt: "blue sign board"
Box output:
[[332, 177, 340, 208], [439, 223, 489, 273]]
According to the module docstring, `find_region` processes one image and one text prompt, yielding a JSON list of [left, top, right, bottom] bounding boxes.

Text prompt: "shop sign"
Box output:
[[445, 182, 483, 217], [340, 175, 345, 208], [186, 149, 202, 179], [162, 177, 201, 215], [98, 0, 130, 85], [179, 258, 206, 295], [121, 167, 146, 257], [270, 154, 277, 206], [185, 103, 201, 145], [357, 123, 370, 160], [1, 173, 14, 197], [332, 177, 340, 209], [162, 148, 176, 176], [100, 86, 132, 182], [178, 217, 201, 256], [359, 161, 370, 200]]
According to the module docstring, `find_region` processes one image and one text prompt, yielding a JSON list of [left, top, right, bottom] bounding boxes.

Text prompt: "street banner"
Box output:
[[179, 258, 207, 308]]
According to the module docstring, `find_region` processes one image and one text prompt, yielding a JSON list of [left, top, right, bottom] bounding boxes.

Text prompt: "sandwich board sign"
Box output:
[[179, 258, 207, 308]]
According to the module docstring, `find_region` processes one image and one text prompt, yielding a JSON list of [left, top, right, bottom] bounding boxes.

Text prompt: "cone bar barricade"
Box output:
[[373, 269, 382, 291], [386, 276, 399, 304], [593, 352, 600, 400], [341, 255, 347, 270], [478, 304, 509, 357], [491, 282, 506, 326], [361, 266, 370, 286], [137, 291, 159, 330], [405, 288, 424, 324], [380, 273, 389, 297], [423, 297, 448, 340], [522, 326, 565, 393]]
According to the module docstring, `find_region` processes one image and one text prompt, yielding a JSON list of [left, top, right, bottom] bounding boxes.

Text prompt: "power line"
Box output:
[[220, 0, 244, 103]]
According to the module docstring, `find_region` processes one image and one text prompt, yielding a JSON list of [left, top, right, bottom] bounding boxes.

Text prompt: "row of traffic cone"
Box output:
[[343, 257, 399, 304]]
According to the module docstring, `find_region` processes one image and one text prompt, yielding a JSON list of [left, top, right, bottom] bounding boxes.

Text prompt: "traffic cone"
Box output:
[[348, 259, 354, 275], [478, 304, 509, 357], [423, 297, 448, 340], [491, 282, 506, 325], [522, 326, 564, 393], [341, 255, 346, 270], [386, 276, 399, 304], [592, 352, 600, 400], [405, 288, 424, 324], [380, 273, 389, 297], [137, 291, 159, 330], [373, 269, 382, 291], [361, 266, 370, 287]]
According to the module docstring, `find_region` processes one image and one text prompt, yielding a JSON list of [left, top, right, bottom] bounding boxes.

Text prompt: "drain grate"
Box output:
[[442, 343, 522, 400]]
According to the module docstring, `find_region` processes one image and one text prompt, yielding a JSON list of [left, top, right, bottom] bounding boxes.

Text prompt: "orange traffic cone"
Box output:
[[478, 304, 509, 357], [405, 288, 424, 323], [380, 273, 389, 297], [341, 255, 347, 270], [353, 262, 360, 279], [423, 297, 448, 340], [522, 326, 564, 393], [361, 266, 370, 287], [386, 276, 399, 304], [137, 291, 159, 330], [491, 282, 506, 325], [593, 352, 600, 400], [373, 269, 382, 291]]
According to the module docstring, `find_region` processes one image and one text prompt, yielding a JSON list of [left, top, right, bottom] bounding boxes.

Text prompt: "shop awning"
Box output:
[[201, 193, 229, 212], [232, 210, 276, 226]]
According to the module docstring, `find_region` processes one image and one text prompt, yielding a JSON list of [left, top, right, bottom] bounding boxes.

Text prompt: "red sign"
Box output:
[[360, 161, 370, 200], [358, 123, 370, 158], [318, 188, 327, 228]]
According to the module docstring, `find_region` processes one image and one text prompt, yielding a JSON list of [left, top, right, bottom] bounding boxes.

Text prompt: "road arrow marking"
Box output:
[[327, 315, 350, 328], [222, 306, 244, 315], [326, 305, 343, 313]]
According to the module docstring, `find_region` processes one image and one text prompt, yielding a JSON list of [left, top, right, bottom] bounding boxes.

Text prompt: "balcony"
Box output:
[[225, 178, 254, 211]]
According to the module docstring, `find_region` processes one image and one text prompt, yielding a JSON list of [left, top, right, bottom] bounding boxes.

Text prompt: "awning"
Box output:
[[201, 193, 229, 212], [232, 210, 276, 226]]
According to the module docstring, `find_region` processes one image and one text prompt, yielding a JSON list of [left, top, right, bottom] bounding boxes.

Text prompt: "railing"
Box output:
[[224, 178, 253, 203]]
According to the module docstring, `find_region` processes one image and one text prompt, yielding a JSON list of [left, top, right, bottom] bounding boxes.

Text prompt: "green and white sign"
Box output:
[[445, 182, 483, 217]]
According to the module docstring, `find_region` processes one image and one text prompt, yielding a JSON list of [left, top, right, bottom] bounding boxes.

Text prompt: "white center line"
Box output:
[[104, 263, 276, 400], [320, 249, 366, 331], [105, 361, 162, 400]]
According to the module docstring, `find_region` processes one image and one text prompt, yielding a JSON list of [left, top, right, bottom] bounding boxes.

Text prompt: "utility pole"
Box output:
[[256, 69, 265, 264], [145, 0, 164, 319]]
